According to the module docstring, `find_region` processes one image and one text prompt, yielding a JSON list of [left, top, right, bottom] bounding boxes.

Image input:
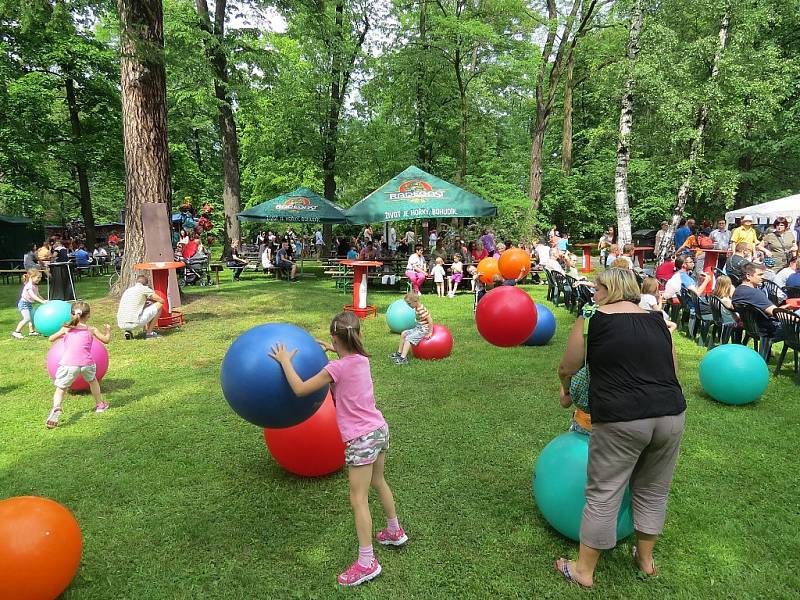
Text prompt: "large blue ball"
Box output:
[[522, 304, 556, 346], [386, 299, 416, 333], [33, 300, 73, 336], [699, 344, 769, 405], [533, 432, 634, 542], [221, 323, 329, 428]]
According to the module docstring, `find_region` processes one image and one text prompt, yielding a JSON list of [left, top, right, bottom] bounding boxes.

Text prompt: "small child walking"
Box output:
[[46, 302, 112, 428], [391, 292, 433, 365], [12, 269, 47, 339], [448, 254, 463, 297], [269, 312, 407, 586], [432, 257, 446, 297]]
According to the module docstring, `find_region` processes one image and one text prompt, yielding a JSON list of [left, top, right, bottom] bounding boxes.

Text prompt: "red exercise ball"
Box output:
[[498, 248, 531, 280], [264, 393, 345, 477], [0, 496, 82, 600], [412, 324, 454, 360], [476, 257, 501, 285], [475, 286, 538, 347]]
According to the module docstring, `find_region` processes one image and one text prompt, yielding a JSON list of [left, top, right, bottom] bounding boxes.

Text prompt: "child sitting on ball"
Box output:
[[45, 301, 112, 428], [391, 292, 433, 365], [269, 312, 407, 587]]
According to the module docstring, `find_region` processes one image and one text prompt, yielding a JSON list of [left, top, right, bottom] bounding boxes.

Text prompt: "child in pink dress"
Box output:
[[269, 312, 407, 587], [46, 301, 112, 428]]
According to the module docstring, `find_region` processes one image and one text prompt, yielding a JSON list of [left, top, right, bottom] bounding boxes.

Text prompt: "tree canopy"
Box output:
[[1, 0, 798, 240]]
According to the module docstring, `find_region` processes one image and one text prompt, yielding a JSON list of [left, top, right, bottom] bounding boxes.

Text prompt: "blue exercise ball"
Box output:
[[32, 300, 72, 336], [221, 323, 329, 428], [522, 304, 557, 346], [533, 432, 634, 542], [386, 299, 416, 333], [699, 344, 769, 405]]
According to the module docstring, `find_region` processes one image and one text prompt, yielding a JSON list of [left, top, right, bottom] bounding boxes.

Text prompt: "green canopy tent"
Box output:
[[344, 166, 497, 224], [237, 188, 349, 224]]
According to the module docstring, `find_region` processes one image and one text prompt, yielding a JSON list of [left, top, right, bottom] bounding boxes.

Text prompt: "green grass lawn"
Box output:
[[1, 271, 799, 599]]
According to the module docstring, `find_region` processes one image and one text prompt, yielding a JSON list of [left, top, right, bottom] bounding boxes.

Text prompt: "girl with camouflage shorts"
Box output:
[[269, 312, 407, 587]]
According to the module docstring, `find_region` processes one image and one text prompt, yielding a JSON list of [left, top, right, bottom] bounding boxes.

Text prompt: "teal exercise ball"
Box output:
[[386, 299, 416, 333], [33, 300, 72, 336], [533, 432, 634, 542], [699, 344, 769, 405]]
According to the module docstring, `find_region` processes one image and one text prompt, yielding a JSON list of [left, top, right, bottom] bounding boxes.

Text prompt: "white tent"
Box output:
[[725, 194, 800, 225]]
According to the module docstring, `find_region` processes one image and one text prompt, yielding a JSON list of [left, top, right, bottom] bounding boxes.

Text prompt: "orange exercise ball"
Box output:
[[0, 496, 82, 600], [477, 257, 501, 285], [498, 248, 531, 280]]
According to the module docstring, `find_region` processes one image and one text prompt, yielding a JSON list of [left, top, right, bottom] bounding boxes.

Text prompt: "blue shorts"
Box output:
[[18, 300, 33, 312]]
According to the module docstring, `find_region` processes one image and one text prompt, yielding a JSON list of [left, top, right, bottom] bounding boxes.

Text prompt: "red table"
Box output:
[[783, 298, 800, 310], [134, 261, 185, 328], [340, 260, 382, 319], [701, 248, 731, 276], [632, 246, 654, 269], [574, 243, 594, 273]]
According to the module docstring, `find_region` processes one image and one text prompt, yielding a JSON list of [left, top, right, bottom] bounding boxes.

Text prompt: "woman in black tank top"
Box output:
[[555, 268, 686, 589]]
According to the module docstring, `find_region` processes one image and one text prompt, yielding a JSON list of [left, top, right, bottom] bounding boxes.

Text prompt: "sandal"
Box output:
[[95, 402, 109, 413], [554, 558, 592, 589], [46, 407, 62, 429], [632, 546, 659, 577]]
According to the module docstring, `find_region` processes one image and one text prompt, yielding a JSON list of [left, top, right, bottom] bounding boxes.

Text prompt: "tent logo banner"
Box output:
[[388, 179, 445, 202], [275, 196, 319, 211]]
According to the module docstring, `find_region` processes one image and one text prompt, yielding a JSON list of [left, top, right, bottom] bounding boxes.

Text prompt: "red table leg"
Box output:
[[580, 246, 592, 273]]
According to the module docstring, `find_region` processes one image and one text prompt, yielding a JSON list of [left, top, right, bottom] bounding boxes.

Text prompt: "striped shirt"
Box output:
[[415, 303, 433, 329]]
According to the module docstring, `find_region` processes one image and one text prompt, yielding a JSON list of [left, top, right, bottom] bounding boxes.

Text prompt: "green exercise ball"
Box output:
[[32, 300, 72, 336], [533, 432, 634, 542], [385, 299, 416, 333], [699, 344, 769, 405]]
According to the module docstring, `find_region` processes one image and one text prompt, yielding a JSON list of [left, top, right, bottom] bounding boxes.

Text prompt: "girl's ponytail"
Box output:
[[66, 301, 91, 328], [329, 311, 370, 357]]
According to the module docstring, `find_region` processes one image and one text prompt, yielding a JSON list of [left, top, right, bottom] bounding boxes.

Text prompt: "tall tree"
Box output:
[[658, 6, 730, 262], [613, 0, 643, 248], [528, 0, 601, 211], [115, 0, 172, 293], [195, 0, 241, 250], [416, 0, 430, 169]]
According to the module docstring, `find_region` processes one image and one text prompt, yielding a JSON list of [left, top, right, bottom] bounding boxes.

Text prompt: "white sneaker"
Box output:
[[11, 332, 24, 339]]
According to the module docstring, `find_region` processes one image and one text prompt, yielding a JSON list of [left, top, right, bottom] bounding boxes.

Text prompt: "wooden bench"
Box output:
[[0, 269, 26, 284]]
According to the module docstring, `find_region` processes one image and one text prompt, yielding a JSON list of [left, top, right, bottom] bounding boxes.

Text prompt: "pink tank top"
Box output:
[[60, 327, 94, 367]]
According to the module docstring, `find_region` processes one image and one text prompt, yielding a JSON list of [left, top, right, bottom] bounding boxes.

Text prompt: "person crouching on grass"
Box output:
[[46, 301, 111, 428], [269, 312, 407, 586], [390, 292, 433, 365]]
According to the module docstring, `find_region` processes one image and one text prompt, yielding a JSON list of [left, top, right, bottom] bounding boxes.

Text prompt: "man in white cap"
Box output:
[[728, 214, 762, 255]]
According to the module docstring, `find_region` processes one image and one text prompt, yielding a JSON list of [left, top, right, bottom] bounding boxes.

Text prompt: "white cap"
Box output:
[[741, 214, 753, 222]]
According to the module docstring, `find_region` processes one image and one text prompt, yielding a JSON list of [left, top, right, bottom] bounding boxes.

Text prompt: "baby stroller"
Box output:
[[179, 254, 212, 287]]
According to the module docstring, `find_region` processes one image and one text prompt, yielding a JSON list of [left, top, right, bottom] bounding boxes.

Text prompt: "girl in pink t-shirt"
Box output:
[[269, 311, 406, 587], [46, 301, 112, 429]]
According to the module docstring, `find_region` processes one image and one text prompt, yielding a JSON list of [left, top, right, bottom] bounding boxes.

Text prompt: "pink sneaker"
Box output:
[[376, 526, 408, 546], [94, 402, 109, 413], [337, 559, 381, 586]]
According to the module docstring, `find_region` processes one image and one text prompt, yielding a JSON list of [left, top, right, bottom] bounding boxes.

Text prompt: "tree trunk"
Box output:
[[455, 46, 468, 183], [114, 0, 172, 295], [528, 106, 549, 212], [416, 0, 428, 169], [192, 127, 202, 168], [322, 0, 345, 207], [64, 77, 97, 249], [528, 0, 598, 211], [561, 50, 575, 174], [613, 0, 643, 249], [658, 9, 730, 263], [196, 0, 241, 251]]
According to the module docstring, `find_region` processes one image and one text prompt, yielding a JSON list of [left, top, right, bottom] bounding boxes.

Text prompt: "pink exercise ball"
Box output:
[[411, 324, 453, 360], [46, 338, 109, 391]]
